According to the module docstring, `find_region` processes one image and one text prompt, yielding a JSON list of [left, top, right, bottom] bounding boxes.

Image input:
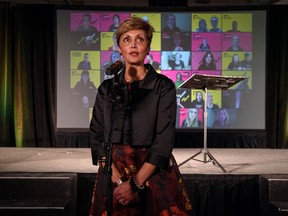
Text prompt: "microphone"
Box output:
[[105, 60, 124, 75]]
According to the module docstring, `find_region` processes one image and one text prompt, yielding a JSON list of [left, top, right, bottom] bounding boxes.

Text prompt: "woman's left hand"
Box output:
[[113, 181, 138, 205]]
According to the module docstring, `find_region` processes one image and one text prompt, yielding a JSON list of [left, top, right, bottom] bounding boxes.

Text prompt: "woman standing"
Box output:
[[90, 17, 193, 216]]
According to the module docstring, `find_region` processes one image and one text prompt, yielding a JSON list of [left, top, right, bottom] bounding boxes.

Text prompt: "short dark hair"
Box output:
[[116, 17, 154, 46]]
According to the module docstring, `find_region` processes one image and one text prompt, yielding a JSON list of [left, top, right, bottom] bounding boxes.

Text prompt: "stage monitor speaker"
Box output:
[[259, 175, 288, 216], [0, 173, 77, 216]]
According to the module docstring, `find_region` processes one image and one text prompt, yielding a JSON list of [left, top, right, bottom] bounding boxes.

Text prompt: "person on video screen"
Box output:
[[89, 16, 192, 216], [195, 19, 209, 32], [100, 51, 121, 80], [109, 14, 120, 32], [228, 54, 242, 71], [181, 108, 202, 128], [76, 13, 98, 32], [227, 35, 244, 52], [77, 53, 91, 70], [191, 91, 204, 108], [213, 108, 230, 128], [72, 70, 97, 109], [170, 32, 185, 51], [169, 52, 185, 70], [240, 52, 252, 70], [174, 72, 184, 89], [108, 32, 119, 51], [210, 16, 221, 32], [146, 54, 161, 70], [207, 92, 219, 111], [162, 13, 181, 38], [229, 90, 247, 109], [198, 51, 216, 71], [206, 92, 219, 127], [227, 20, 241, 32], [197, 38, 210, 52]]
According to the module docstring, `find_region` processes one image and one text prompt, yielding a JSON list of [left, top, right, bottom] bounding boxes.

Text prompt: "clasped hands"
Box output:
[[113, 181, 139, 206]]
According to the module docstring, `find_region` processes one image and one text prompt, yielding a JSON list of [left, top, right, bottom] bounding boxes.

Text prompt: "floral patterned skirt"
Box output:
[[89, 144, 193, 216]]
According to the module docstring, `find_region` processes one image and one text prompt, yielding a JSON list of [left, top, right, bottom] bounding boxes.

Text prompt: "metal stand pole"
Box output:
[[178, 87, 226, 173]]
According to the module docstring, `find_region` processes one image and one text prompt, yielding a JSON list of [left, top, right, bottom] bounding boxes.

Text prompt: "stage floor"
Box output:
[[1, 147, 288, 175]]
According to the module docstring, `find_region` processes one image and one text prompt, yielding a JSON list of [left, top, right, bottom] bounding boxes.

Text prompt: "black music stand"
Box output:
[[177, 74, 245, 172]]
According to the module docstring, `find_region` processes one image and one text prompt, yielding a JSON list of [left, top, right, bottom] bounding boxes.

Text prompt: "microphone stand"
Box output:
[[102, 74, 120, 216]]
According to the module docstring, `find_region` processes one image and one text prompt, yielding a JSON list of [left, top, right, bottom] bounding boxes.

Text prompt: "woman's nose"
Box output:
[[131, 41, 137, 48]]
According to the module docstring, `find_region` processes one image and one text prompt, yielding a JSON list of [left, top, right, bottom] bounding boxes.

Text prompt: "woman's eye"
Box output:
[[123, 37, 130, 43], [136, 37, 144, 43]]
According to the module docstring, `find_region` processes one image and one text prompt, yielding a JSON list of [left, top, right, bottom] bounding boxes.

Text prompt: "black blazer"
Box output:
[[90, 64, 176, 170]]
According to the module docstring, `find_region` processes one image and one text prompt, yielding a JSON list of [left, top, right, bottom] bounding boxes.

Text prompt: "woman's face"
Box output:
[[207, 93, 213, 103], [113, 16, 120, 24], [233, 55, 239, 62], [118, 29, 150, 66], [174, 36, 181, 46], [188, 109, 197, 120], [219, 110, 226, 122], [176, 73, 181, 80], [175, 53, 181, 60], [167, 15, 176, 27], [196, 92, 202, 102], [81, 73, 89, 83], [205, 53, 212, 64], [199, 20, 206, 29]]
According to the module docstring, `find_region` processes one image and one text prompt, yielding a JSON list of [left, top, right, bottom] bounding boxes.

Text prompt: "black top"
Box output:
[[90, 64, 176, 170]]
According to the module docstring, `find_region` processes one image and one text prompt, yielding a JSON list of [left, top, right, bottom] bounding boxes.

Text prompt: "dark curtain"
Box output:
[[0, 3, 287, 148], [0, 3, 56, 147], [265, 6, 288, 149]]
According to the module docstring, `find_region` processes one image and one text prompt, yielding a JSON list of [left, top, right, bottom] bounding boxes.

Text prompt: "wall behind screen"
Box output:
[[56, 9, 266, 130]]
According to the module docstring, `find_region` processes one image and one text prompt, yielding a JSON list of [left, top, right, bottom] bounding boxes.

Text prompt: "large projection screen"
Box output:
[[56, 8, 266, 130]]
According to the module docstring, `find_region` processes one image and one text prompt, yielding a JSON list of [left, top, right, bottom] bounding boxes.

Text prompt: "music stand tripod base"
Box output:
[[178, 148, 227, 173]]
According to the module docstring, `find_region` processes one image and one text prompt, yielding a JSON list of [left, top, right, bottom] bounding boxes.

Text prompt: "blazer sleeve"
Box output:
[[90, 82, 107, 165], [146, 76, 177, 170]]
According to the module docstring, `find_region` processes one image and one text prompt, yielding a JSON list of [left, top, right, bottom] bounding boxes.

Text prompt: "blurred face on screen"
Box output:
[[199, 19, 207, 31], [113, 15, 120, 25], [83, 14, 92, 29], [211, 17, 218, 28], [188, 108, 197, 120], [196, 92, 202, 102], [203, 38, 207, 46], [167, 14, 176, 28], [174, 34, 182, 46], [84, 54, 89, 62], [205, 53, 213, 64], [233, 54, 239, 63], [176, 72, 182, 80], [207, 93, 213, 104], [219, 110, 227, 122], [232, 21, 238, 31], [118, 29, 150, 66], [81, 73, 89, 84], [232, 35, 239, 47], [175, 53, 181, 60]]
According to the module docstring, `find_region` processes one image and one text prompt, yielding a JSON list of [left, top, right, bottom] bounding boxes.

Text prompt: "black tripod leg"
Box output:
[[178, 150, 202, 167], [206, 151, 226, 173]]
